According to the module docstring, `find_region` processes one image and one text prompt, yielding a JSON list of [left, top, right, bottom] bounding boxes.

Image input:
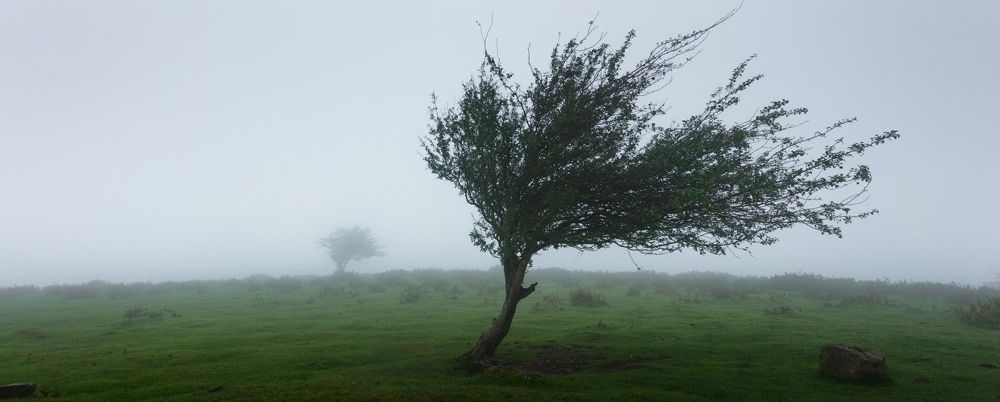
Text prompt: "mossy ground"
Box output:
[[1, 273, 998, 401]]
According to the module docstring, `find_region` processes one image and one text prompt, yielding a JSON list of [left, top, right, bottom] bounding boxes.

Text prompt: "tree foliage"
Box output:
[[422, 15, 897, 361], [317, 226, 384, 274]]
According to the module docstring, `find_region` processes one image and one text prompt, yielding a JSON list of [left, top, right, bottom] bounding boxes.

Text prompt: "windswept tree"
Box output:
[[423, 16, 897, 363], [317, 225, 384, 274]]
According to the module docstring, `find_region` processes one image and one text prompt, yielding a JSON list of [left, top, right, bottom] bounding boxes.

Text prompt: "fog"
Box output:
[[1, 1, 997, 287]]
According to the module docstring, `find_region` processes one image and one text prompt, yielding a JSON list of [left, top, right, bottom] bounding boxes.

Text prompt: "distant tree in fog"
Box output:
[[422, 13, 898, 363], [317, 226, 384, 274]]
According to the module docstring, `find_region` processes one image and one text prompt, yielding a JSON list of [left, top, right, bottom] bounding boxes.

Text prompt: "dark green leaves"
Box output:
[[423, 18, 897, 260]]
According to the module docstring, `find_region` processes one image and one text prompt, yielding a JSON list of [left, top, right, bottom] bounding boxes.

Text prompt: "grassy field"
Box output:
[[1, 270, 999, 401]]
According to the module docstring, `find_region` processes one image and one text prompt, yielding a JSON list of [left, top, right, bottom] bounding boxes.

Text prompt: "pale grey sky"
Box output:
[[1, 1, 998, 286]]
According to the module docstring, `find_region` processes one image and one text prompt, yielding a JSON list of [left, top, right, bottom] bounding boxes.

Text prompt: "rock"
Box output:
[[0, 383, 37, 399], [978, 363, 998, 369], [819, 344, 889, 383]]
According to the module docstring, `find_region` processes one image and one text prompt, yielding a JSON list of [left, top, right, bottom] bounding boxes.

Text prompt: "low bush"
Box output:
[[569, 288, 607, 307], [400, 285, 423, 304], [956, 297, 1000, 329]]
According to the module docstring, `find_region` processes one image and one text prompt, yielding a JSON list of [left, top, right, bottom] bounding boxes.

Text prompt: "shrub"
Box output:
[[625, 283, 645, 297], [569, 288, 607, 307], [956, 297, 1000, 329], [400, 285, 423, 304]]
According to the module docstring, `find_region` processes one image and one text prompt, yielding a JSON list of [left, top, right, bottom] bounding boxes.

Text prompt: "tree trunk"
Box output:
[[335, 261, 347, 275], [459, 255, 537, 363]]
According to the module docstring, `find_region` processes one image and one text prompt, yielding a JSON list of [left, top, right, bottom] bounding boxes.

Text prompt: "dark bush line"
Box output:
[[3, 269, 998, 304]]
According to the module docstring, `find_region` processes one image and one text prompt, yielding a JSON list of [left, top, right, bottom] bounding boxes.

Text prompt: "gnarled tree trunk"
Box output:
[[459, 255, 537, 363]]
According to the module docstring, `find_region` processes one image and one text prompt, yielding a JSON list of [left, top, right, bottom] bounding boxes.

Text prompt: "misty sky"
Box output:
[[2, 1, 998, 286]]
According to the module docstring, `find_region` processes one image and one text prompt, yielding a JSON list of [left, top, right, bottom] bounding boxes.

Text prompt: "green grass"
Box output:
[[1, 276, 999, 401]]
